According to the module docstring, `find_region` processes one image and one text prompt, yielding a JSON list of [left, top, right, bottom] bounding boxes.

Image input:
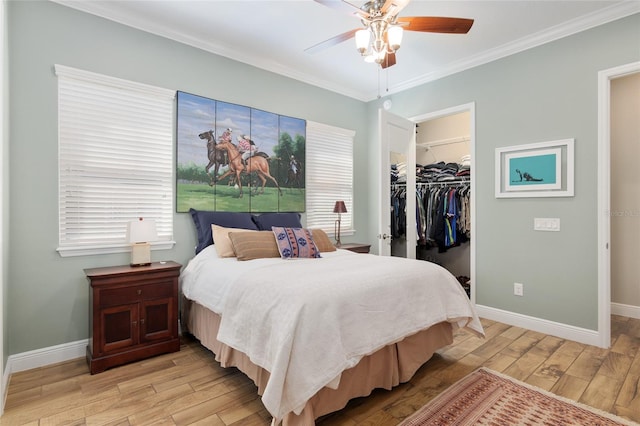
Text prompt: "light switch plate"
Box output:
[[534, 218, 560, 232]]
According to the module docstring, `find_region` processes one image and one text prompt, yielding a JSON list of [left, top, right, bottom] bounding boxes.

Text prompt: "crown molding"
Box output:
[[50, 0, 370, 101], [51, 1, 640, 103], [382, 2, 640, 99]]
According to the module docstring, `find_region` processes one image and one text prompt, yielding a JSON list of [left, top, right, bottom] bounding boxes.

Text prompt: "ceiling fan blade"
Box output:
[[380, 0, 411, 17], [381, 51, 396, 69], [313, 0, 370, 19], [396, 16, 474, 34], [305, 28, 360, 55]]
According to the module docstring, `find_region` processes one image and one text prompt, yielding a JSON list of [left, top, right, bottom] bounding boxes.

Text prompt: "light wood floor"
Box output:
[[2, 315, 639, 425]]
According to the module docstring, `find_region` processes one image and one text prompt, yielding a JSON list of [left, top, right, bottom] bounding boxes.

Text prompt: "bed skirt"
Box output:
[[183, 299, 453, 426]]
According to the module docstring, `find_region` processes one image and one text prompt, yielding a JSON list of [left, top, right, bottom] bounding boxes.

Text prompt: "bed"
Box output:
[[180, 209, 484, 425]]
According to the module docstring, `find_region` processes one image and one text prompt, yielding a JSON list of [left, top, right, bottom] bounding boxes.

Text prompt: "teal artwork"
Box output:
[[509, 153, 557, 186]]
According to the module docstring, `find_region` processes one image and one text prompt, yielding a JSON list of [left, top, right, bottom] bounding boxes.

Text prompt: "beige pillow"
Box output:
[[229, 231, 280, 261], [211, 224, 255, 257], [311, 229, 336, 252]]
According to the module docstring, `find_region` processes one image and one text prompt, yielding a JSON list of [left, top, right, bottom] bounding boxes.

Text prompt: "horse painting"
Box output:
[[214, 139, 282, 198], [198, 130, 228, 186]]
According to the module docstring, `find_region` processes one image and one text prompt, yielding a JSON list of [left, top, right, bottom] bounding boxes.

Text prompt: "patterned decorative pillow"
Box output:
[[271, 227, 322, 259], [310, 229, 337, 252]]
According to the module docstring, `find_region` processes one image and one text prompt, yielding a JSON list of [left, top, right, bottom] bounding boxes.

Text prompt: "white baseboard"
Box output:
[[2, 363, 9, 414], [6, 339, 88, 375], [475, 305, 602, 347], [612, 302, 640, 319]]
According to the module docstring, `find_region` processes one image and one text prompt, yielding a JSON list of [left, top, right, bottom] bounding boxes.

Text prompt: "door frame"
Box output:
[[597, 61, 640, 348], [410, 102, 476, 302]]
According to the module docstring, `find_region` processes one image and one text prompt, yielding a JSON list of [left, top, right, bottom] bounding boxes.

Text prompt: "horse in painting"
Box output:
[[214, 139, 282, 198]]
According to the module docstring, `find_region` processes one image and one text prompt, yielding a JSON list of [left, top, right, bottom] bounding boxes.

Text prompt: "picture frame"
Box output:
[[495, 138, 574, 198]]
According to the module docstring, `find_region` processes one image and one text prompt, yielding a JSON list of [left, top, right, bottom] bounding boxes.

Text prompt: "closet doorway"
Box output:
[[414, 110, 471, 279], [383, 103, 475, 299]]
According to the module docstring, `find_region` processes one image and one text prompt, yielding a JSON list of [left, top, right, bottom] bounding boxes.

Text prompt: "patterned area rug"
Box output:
[[400, 367, 639, 426]]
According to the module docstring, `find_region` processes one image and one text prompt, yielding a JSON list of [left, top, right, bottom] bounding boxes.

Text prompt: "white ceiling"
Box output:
[[53, 0, 639, 101]]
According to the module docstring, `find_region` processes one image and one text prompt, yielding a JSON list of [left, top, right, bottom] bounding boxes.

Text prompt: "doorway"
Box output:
[[411, 103, 475, 300], [598, 61, 640, 348], [379, 103, 476, 299]]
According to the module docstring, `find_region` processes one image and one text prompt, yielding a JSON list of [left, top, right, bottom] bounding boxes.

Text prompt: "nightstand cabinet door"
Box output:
[[102, 303, 139, 352], [141, 297, 174, 342], [85, 261, 182, 374]]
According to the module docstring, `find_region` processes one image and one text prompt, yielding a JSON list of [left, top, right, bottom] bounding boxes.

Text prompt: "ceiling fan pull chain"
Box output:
[[386, 68, 390, 94]]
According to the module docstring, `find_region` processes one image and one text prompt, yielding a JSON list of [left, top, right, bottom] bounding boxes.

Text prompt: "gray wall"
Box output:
[[367, 13, 640, 330], [7, 1, 369, 356], [6, 0, 640, 359]]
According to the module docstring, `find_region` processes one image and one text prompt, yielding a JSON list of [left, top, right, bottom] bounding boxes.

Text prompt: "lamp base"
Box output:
[[334, 219, 342, 247], [130, 243, 151, 267]]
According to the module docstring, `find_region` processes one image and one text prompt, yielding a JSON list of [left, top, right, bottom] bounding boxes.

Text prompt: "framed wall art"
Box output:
[[495, 138, 574, 198], [176, 91, 306, 213]]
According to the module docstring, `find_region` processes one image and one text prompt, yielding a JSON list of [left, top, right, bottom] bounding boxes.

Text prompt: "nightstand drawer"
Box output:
[[100, 281, 174, 307]]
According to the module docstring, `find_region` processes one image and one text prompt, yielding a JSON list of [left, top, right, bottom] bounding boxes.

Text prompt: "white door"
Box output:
[[378, 109, 416, 257]]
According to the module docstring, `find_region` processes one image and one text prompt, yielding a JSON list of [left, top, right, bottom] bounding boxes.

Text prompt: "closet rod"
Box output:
[[392, 179, 470, 188]]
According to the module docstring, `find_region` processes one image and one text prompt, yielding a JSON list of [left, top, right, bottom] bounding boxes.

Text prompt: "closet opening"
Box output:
[[390, 104, 475, 299]]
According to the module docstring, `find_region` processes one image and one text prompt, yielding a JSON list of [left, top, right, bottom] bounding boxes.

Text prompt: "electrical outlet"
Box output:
[[514, 282, 524, 296]]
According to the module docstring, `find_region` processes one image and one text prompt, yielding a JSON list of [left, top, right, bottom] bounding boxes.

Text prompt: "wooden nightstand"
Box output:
[[85, 261, 182, 374], [338, 243, 371, 254]]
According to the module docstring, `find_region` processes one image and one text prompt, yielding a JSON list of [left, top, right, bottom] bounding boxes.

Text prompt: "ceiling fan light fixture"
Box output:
[[387, 25, 403, 51], [355, 29, 371, 54]]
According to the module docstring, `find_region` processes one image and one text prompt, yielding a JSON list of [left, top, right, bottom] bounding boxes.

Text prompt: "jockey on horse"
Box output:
[[237, 135, 257, 165]]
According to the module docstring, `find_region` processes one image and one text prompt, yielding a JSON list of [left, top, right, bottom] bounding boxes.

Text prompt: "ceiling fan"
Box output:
[[307, 0, 474, 69]]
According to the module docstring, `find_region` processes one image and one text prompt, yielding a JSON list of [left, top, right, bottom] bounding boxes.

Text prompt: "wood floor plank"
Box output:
[[565, 348, 607, 381], [550, 373, 590, 401], [598, 351, 634, 381], [580, 373, 624, 412]]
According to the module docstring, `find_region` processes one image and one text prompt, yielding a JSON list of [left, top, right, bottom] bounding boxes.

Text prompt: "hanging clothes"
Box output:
[[390, 180, 471, 253]]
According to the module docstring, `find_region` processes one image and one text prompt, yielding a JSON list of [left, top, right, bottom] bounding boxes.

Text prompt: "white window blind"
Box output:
[[306, 121, 354, 234], [55, 65, 175, 257]]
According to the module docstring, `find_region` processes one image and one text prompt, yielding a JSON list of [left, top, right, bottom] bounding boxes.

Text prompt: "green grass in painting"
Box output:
[[177, 182, 305, 213]]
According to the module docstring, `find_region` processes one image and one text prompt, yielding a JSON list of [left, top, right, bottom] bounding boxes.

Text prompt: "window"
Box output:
[[56, 65, 175, 257], [305, 121, 354, 234]]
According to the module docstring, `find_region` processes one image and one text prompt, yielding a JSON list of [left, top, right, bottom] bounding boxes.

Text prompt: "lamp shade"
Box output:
[[126, 218, 157, 243], [387, 25, 403, 51], [333, 201, 347, 214], [355, 29, 370, 54]]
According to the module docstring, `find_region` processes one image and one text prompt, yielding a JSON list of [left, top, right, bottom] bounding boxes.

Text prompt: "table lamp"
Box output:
[[126, 217, 157, 266], [333, 201, 347, 247]]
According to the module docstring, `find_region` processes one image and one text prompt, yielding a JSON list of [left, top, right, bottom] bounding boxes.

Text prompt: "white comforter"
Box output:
[[181, 246, 484, 422]]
